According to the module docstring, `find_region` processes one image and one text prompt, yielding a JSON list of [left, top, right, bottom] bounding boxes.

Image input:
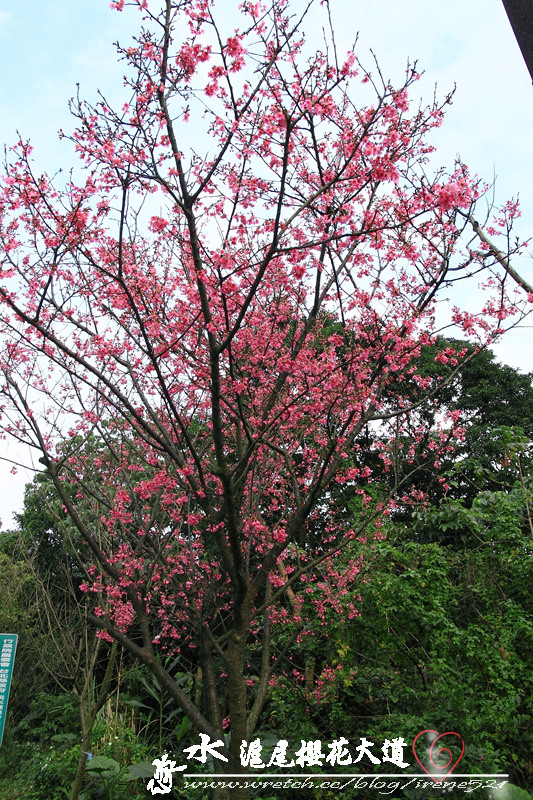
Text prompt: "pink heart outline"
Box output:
[[412, 729, 465, 784]]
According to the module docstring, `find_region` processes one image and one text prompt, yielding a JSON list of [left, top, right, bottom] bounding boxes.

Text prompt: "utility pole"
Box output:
[[502, 0, 533, 83]]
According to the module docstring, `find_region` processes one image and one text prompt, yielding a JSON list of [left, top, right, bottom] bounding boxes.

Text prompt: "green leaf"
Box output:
[[127, 761, 157, 779], [86, 755, 121, 779], [501, 785, 533, 800], [124, 699, 150, 709]]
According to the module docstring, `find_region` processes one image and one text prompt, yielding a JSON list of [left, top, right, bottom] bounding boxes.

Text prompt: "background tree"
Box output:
[[291, 486, 533, 796], [374, 338, 533, 509], [0, 473, 122, 800], [0, 1, 530, 797]]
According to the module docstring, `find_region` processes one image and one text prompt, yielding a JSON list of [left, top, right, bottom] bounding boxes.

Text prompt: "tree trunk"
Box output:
[[225, 635, 252, 800], [69, 731, 92, 800], [69, 641, 118, 800]]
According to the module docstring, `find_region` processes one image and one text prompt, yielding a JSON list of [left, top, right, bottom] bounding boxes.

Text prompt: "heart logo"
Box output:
[[412, 730, 465, 784]]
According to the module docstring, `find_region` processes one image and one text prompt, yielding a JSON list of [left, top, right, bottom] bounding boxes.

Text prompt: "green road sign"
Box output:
[[0, 634, 18, 747]]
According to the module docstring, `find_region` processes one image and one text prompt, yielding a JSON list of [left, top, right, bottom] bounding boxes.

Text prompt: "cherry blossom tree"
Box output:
[[0, 0, 529, 795]]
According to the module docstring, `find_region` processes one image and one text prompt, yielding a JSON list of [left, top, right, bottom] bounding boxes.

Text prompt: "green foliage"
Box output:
[[0, 692, 79, 800], [502, 786, 533, 800], [411, 339, 533, 503], [79, 754, 151, 800], [0, 691, 156, 800], [122, 660, 192, 753], [251, 488, 533, 796], [0, 549, 36, 635]]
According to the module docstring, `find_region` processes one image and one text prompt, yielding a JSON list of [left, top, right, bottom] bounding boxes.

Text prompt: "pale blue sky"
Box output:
[[0, 1, 137, 172], [1, 0, 532, 527]]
